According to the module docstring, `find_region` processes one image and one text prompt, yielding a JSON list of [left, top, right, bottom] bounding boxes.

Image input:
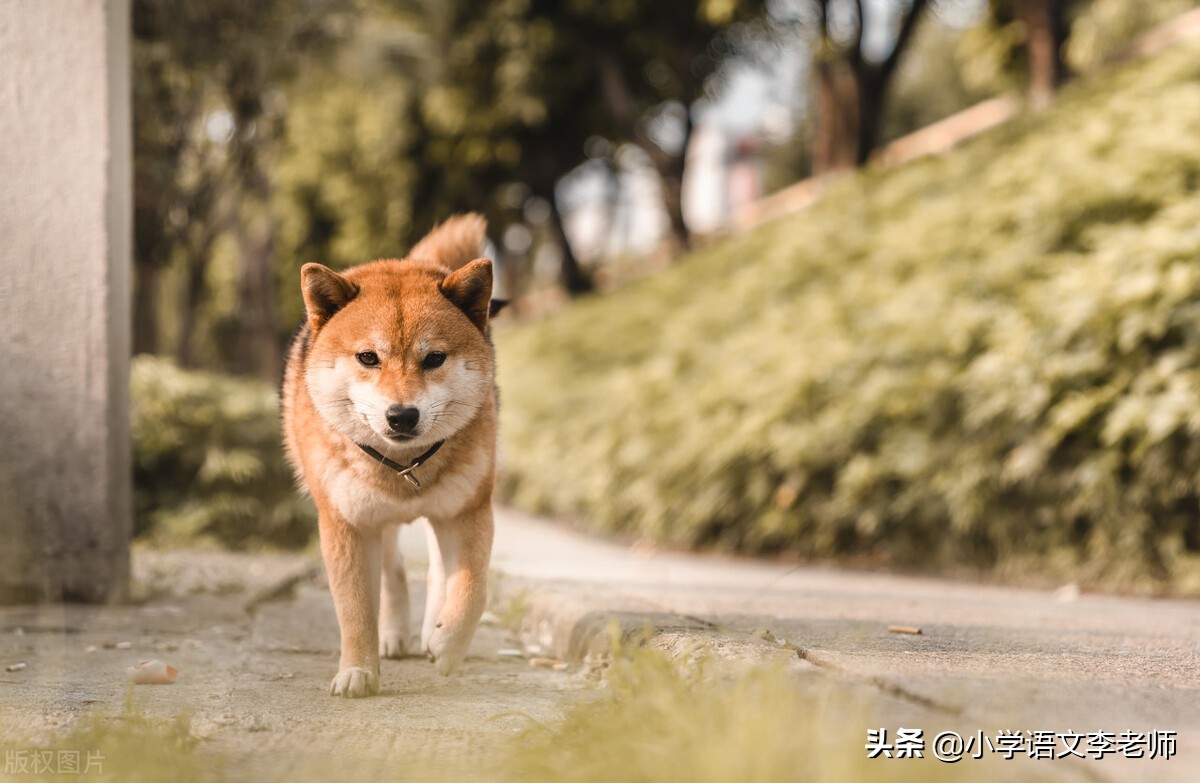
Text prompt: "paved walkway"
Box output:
[[0, 508, 1196, 781], [481, 508, 1200, 782]]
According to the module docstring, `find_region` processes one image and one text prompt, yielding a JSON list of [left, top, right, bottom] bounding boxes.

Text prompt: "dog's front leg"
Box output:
[[424, 502, 493, 675], [320, 515, 382, 697]]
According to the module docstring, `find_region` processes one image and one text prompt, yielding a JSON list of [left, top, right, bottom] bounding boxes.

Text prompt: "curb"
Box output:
[[501, 580, 817, 674]]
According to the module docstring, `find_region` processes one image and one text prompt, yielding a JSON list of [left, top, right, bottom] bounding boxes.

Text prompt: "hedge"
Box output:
[[495, 44, 1200, 593], [132, 356, 314, 549]]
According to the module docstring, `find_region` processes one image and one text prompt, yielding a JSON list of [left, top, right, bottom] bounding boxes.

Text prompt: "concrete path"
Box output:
[[0, 507, 1196, 782], [0, 546, 576, 782], [477, 508, 1200, 782]]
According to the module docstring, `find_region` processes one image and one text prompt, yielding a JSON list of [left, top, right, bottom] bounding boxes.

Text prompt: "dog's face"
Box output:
[[300, 258, 494, 452]]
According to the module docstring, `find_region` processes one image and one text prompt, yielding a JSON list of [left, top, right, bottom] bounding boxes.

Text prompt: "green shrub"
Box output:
[[496, 44, 1200, 593], [131, 356, 314, 549]]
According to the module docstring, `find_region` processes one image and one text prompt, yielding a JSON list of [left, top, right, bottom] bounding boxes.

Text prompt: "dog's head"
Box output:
[[298, 216, 495, 452]]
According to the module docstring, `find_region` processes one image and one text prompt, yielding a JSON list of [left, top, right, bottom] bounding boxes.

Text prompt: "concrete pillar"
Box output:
[[0, 0, 132, 603]]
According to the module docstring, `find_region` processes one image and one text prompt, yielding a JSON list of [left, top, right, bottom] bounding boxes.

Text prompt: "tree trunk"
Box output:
[[812, 0, 928, 170], [855, 69, 888, 167], [1017, 0, 1066, 107], [546, 194, 593, 297], [659, 109, 693, 252], [601, 155, 622, 259], [530, 143, 594, 296], [595, 47, 693, 252], [132, 260, 159, 356], [812, 58, 860, 175], [232, 219, 282, 381], [175, 247, 210, 368]]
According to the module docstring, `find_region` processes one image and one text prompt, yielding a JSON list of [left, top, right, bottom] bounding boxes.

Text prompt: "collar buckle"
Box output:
[[355, 439, 446, 491]]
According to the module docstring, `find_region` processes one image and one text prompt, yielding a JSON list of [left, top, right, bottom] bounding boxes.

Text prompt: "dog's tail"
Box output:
[[408, 213, 488, 271]]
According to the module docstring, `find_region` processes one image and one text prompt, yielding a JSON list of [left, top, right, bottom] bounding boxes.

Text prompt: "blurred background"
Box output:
[[129, 0, 1200, 594]]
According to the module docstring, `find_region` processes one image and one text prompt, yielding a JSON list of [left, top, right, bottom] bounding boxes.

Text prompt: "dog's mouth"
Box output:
[[384, 432, 417, 442]]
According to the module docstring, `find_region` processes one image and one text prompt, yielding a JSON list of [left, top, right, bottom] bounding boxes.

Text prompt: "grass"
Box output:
[[0, 697, 218, 783], [504, 644, 881, 783], [495, 41, 1200, 593], [489, 584, 534, 633], [495, 637, 1064, 783]]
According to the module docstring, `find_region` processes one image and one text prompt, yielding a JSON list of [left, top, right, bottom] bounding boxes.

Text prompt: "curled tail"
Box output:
[[408, 213, 488, 271], [409, 213, 508, 315]]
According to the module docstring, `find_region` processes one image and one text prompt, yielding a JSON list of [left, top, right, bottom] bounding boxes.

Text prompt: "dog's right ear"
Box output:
[[301, 263, 359, 330]]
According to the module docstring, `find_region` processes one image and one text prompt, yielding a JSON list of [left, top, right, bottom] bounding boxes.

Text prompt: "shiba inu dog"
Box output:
[[282, 214, 498, 697]]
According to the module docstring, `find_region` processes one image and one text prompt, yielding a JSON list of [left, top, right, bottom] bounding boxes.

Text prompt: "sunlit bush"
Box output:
[[131, 356, 314, 549], [497, 45, 1200, 593]]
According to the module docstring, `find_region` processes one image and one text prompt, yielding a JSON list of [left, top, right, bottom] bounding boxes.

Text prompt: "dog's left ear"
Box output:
[[440, 258, 493, 331]]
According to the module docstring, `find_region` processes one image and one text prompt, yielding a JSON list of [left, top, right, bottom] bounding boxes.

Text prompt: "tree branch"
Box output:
[[877, 0, 928, 88], [595, 47, 639, 136], [595, 45, 673, 170], [851, 0, 866, 68]]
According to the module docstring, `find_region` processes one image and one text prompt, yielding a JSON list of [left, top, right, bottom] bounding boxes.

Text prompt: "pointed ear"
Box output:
[[439, 258, 493, 331], [301, 263, 359, 329], [409, 213, 487, 269]]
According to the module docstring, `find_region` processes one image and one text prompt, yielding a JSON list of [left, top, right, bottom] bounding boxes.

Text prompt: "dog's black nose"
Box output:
[[386, 405, 420, 434]]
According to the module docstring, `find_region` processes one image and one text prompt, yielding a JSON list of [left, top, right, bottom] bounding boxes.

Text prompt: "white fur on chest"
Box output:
[[322, 466, 416, 528], [319, 446, 489, 529]]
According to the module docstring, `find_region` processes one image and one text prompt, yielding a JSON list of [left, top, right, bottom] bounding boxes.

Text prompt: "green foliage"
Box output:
[[132, 0, 355, 370], [497, 44, 1200, 593], [137, 0, 769, 373], [957, 0, 1200, 96], [1067, 0, 1200, 71], [273, 70, 420, 330], [503, 642, 965, 783], [131, 356, 314, 549]]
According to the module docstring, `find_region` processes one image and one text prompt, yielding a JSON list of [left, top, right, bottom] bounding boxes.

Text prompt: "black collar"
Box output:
[[355, 439, 445, 489]]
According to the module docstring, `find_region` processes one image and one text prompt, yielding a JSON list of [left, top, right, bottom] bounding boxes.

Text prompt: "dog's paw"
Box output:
[[425, 626, 470, 676], [379, 629, 410, 659], [329, 667, 378, 698]]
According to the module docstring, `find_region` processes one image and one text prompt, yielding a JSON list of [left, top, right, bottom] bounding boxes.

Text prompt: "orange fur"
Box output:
[[407, 213, 488, 271], [281, 214, 497, 697]]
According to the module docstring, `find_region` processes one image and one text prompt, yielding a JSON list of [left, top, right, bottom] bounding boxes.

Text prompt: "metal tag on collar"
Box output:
[[354, 439, 444, 491]]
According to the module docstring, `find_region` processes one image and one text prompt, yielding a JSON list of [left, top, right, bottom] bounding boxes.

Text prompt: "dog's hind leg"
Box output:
[[424, 502, 494, 675], [420, 517, 446, 654], [379, 522, 411, 659]]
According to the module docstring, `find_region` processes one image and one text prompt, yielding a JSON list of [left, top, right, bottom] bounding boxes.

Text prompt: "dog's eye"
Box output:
[[421, 351, 446, 370], [356, 351, 380, 367]]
